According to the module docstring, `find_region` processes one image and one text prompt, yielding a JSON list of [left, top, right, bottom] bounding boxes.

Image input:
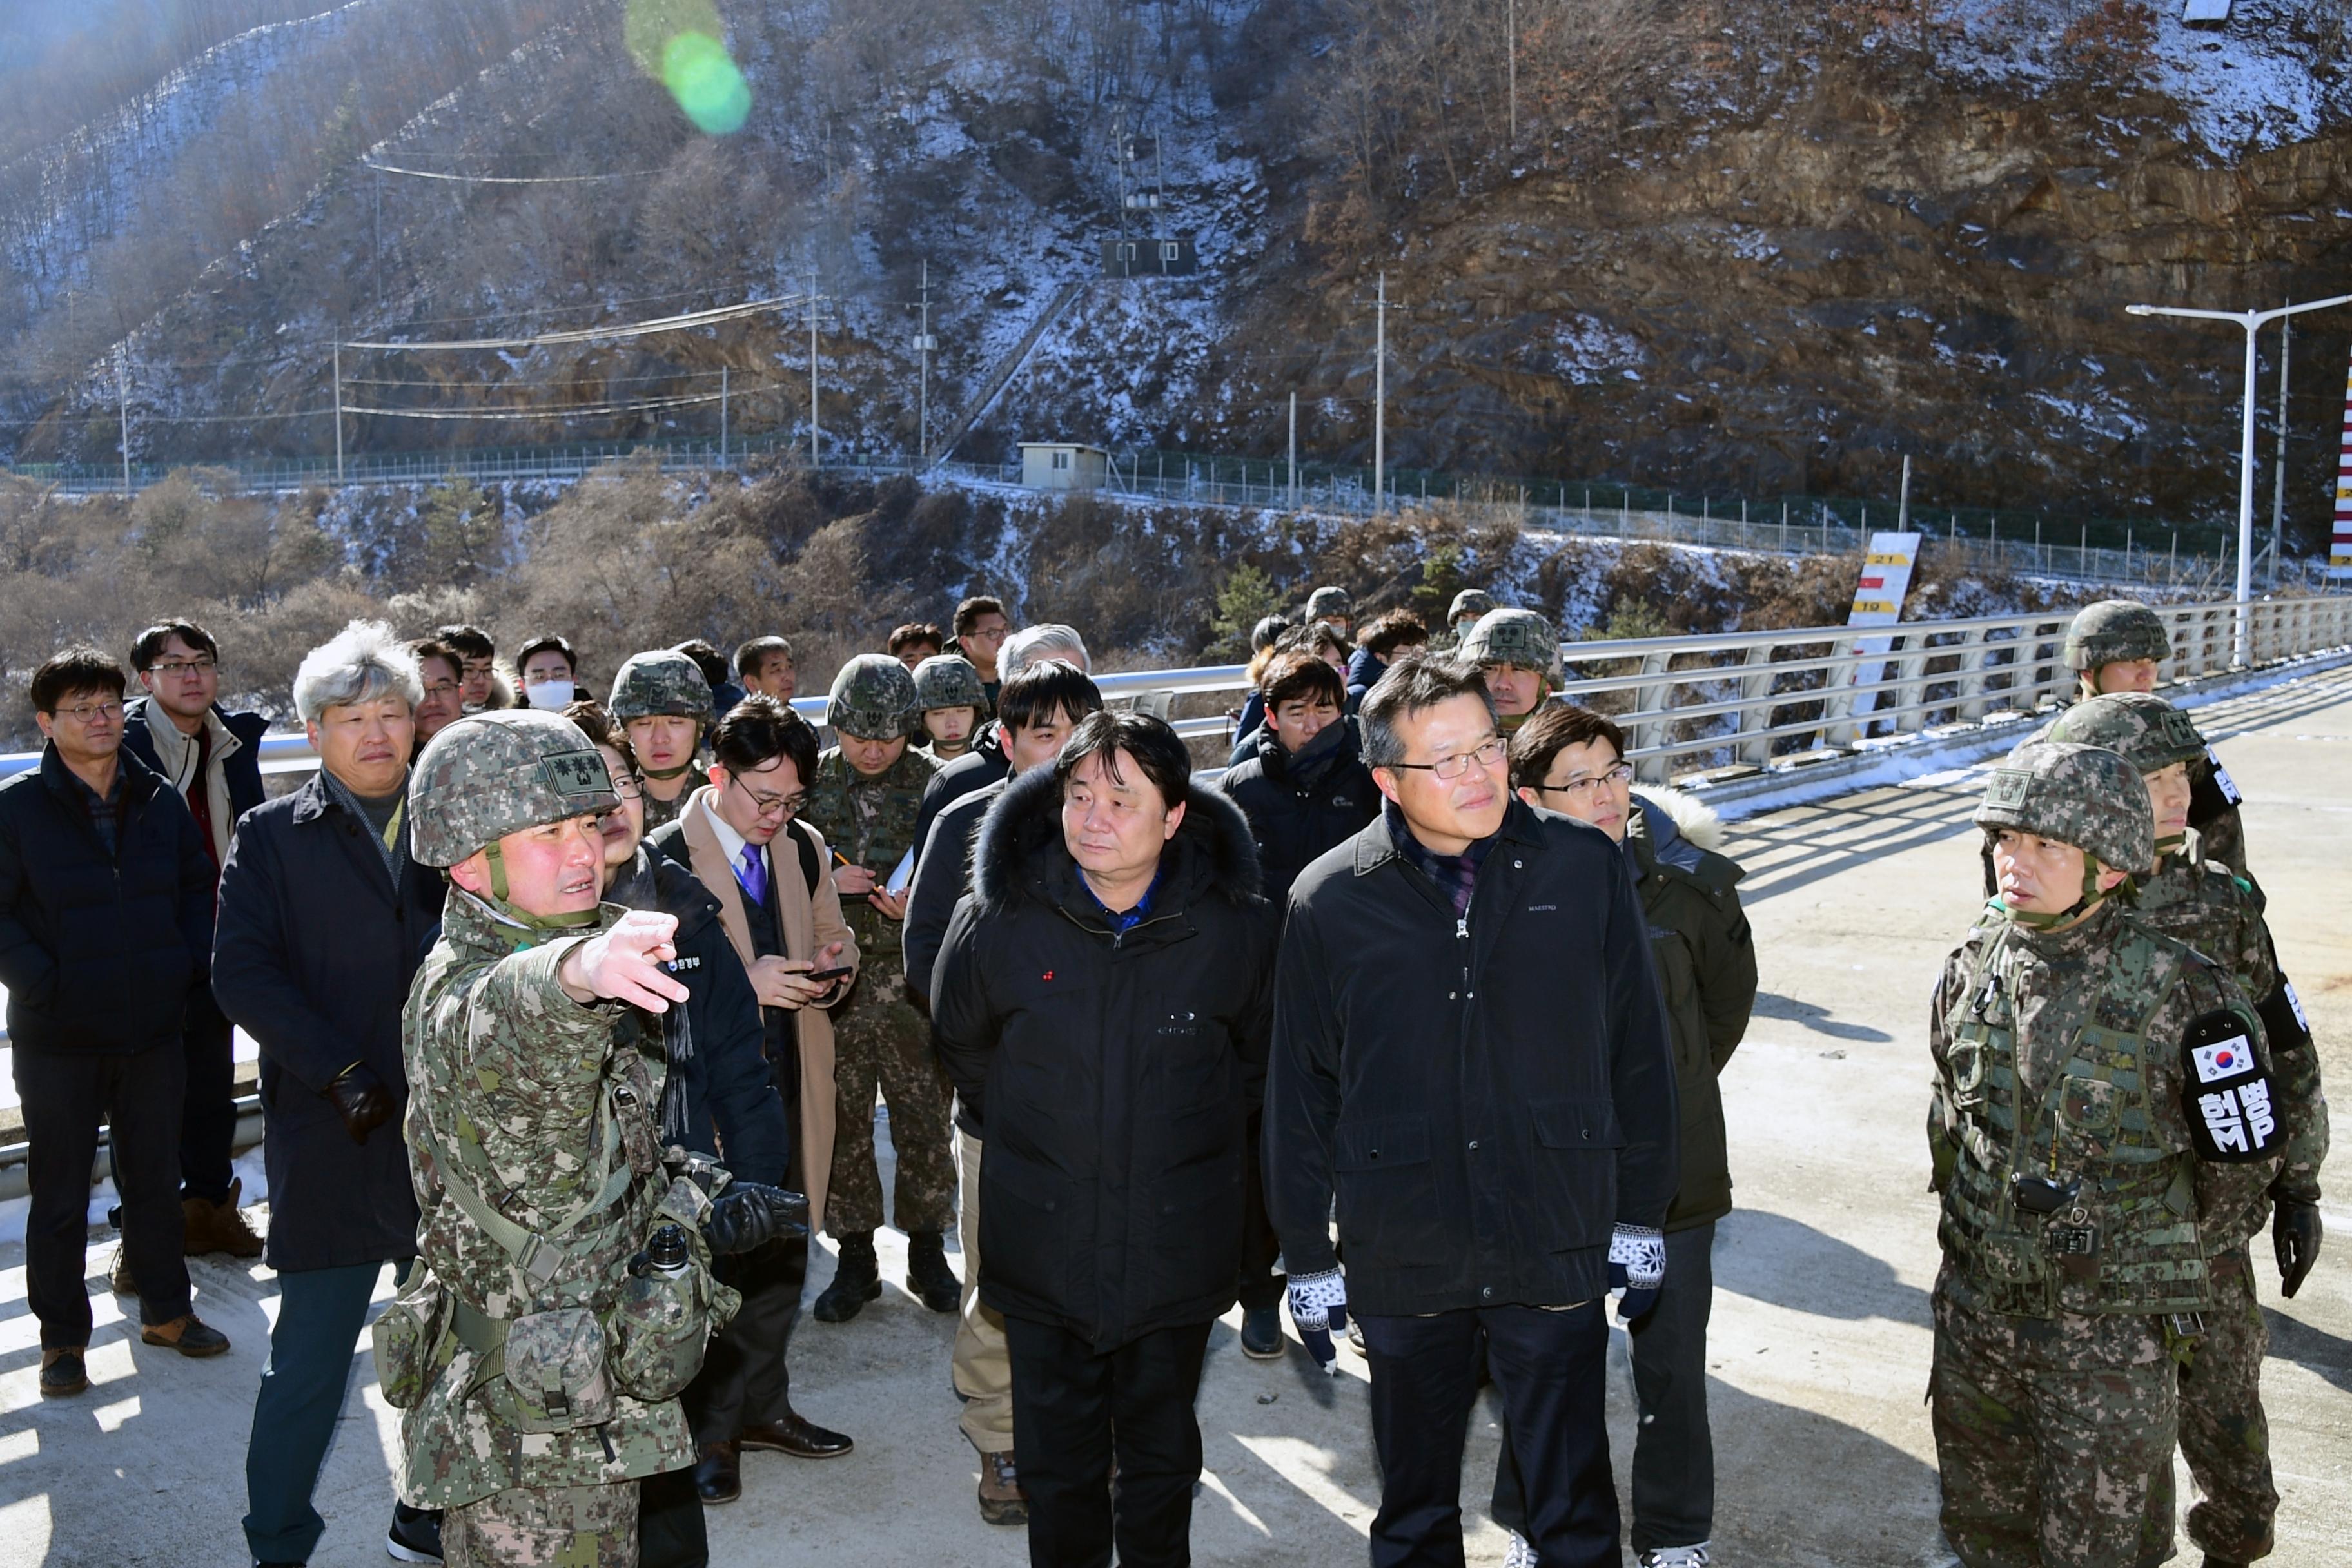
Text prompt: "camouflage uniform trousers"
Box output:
[[1931, 1267, 2178, 1568], [2177, 1246, 2277, 1563], [824, 918, 957, 1238], [444, 1482, 638, 1568]]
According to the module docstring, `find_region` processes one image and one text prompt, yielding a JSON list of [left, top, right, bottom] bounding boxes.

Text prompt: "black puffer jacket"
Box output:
[[930, 767, 1279, 1350], [1215, 719, 1379, 906], [0, 746, 214, 1055]]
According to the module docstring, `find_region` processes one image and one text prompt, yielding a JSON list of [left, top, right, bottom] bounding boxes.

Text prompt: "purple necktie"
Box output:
[[738, 841, 768, 907]]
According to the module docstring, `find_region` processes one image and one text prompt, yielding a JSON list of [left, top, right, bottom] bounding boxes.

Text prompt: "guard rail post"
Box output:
[[1819, 634, 1862, 749], [1734, 643, 1777, 768], [1955, 625, 1995, 723], [1629, 647, 1677, 784], [1891, 631, 1933, 733]]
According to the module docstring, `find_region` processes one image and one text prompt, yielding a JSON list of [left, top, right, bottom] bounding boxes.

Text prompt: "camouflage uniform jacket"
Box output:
[[1926, 899, 2279, 1320], [803, 745, 938, 963], [2138, 830, 2326, 1217], [638, 760, 710, 836], [397, 890, 701, 1509]]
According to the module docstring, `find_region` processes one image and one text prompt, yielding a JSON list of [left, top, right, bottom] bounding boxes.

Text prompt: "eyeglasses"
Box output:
[[150, 658, 216, 677], [729, 774, 806, 819], [1386, 736, 1505, 781], [422, 681, 460, 698], [1540, 763, 1633, 800], [608, 775, 645, 801], [54, 700, 124, 724]]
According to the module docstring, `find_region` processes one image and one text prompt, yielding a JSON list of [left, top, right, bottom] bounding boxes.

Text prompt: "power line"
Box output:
[[342, 295, 805, 353], [342, 389, 753, 420], [361, 160, 664, 185], [340, 368, 736, 389]]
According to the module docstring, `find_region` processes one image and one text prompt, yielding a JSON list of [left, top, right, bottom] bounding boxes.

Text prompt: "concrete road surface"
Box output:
[[2, 667, 2347, 1567]]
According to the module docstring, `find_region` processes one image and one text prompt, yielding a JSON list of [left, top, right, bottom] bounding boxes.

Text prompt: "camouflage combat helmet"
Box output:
[[1974, 739, 2154, 879], [2043, 693, 2206, 776], [409, 710, 620, 869], [826, 653, 921, 739], [2062, 600, 2171, 673], [607, 649, 710, 721], [1458, 607, 1563, 681], [1447, 589, 1495, 625], [912, 653, 986, 712], [1306, 585, 1353, 622]]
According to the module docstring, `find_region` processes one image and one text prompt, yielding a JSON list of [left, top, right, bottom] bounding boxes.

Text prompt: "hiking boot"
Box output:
[[1239, 1303, 1284, 1359], [39, 1348, 88, 1398], [141, 1315, 231, 1357], [183, 1177, 265, 1259], [812, 1233, 882, 1322], [977, 1450, 1028, 1525], [906, 1230, 961, 1313], [108, 1245, 137, 1295]]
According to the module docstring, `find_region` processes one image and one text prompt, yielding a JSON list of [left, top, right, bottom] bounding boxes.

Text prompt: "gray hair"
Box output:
[[1000, 623, 1090, 680], [294, 619, 424, 723], [1359, 652, 1494, 770]]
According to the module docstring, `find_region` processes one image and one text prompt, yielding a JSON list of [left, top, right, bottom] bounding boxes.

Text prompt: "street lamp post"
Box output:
[[2125, 293, 2352, 667]]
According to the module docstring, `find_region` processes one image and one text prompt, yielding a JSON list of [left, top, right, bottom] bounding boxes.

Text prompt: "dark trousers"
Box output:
[[1006, 1316, 1215, 1568], [12, 1041, 190, 1346], [1493, 1221, 1716, 1554], [640, 1467, 710, 1568], [682, 1233, 808, 1443], [244, 1259, 417, 1563], [1239, 1110, 1283, 1313], [1360, 1300, 1618, 1568], [179, 992, 238, 1203]]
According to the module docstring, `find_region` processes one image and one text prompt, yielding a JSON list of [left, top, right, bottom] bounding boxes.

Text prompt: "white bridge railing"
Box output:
[[3, 596, 2347, 789]]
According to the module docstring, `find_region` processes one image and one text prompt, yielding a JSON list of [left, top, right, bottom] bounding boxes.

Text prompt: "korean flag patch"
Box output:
[[2180, 1008, 2278, 1164]]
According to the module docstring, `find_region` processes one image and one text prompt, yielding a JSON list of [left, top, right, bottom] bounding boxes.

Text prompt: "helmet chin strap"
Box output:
[[473, 840, 601, 945], [2004, 849, 2113, 930], [641, 760, 695, 781]]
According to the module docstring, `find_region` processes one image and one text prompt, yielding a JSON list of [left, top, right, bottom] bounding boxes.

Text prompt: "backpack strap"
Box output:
[[788, 817, 822, 897]]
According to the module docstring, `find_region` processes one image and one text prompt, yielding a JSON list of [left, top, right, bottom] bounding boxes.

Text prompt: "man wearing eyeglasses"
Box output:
[[1264, 654, 1678, 1568], [1, 647, 229, 1400], [647, 694, 861, 1504], [1492, 703, 1756, 1568], [121, 619, 270, 1263]]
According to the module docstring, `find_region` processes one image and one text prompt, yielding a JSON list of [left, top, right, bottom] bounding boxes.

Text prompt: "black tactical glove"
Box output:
[[701, 1183, 810, 1255], [2273, 1199, 2323, 1299], [326, 1063, 395, 1146]]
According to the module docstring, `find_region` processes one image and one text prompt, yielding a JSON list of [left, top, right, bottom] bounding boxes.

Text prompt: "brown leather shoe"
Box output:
[[140, 1315, 230, 1357], [737, 1411, 853, 1459], [108, 1245, 136, 1295], [39, 1348, 88, 1398], [977, 1449, 1028, 1526], [182, 1178, 265, 1259], [692, 1440, 741, 1504]]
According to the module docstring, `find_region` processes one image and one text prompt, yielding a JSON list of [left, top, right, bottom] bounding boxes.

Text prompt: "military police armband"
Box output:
[[2255, 978, 2313, 1057], [2180, 1010, 2280, 1163], [2188, 746, 2242, 826]]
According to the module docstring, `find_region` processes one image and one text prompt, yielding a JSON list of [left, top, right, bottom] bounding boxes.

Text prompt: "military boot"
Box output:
[[183, 1177, 265, 1259], [906, 1230, 961, 1313], [814, 1232, 883, 1322]]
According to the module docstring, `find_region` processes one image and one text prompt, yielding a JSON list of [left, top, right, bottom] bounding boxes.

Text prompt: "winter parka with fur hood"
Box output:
[[930, 766, 1280, 1351], [1626, 789, 1757, 1231]]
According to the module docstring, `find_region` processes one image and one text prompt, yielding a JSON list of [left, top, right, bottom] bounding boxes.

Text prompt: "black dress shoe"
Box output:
[[692, 1440, 741, 1504], [737, 1411, 854, 1459]]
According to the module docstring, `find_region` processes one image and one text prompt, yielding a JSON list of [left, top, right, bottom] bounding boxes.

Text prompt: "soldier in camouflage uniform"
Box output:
[[912, 654, 987, 763], [2063, 598, 2254, 881], [393, 711, 807, 1567], [1458, 607, 1562, 734], [799, 655, 960, 1323], [1926, 740, 2284, 1568], [1436, 587, 1496, 651], [2044, 696, 2327, 1567], [611, 652, 712, 835]]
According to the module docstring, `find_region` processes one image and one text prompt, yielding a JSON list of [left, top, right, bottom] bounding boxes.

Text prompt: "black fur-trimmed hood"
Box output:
[[972, 763, 1263, 917]]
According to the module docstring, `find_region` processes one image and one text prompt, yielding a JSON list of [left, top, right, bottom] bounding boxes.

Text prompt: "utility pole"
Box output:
[[1374, 271, 1387, 513], [1506, 0, 1518, 144], [332, 340, 344, 484], [115, 348, 131, 495], [1288, 389, 1298, 508], [2271, 303, 2290, 588], [373, 168, 384, 314], [719, 364, 729, 466], [1897, 453, 1911, 534], [914, 259, 936, 465], [807, 273, 821, 470]]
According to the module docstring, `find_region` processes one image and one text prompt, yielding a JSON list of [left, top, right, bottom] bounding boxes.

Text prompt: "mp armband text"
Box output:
[[2181, 1010, 2280, 1164]]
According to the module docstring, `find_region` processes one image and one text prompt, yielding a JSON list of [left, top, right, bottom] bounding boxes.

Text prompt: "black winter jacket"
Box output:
[[0, 746, 214, 1055], [1265, 798, 1678, 1317], [1215, 720, 1379, 906], [931, 767, 1279, 1350], [210, 770, 445, 1270], [1625, 792, 1756, 1232], [912, 724, 1009, 874], [904, 774, 1002, 997], [610, 846, 792, 1187]]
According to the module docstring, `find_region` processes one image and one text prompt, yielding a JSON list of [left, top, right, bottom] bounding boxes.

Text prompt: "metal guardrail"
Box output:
[[6, 596, 2345, 787]]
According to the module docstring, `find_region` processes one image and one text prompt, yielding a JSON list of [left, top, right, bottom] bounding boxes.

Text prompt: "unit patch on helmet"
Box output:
[[1984, 769, 2033, 809], [2180, 1008, 2278, 1164], [543, 749, 614, 801]]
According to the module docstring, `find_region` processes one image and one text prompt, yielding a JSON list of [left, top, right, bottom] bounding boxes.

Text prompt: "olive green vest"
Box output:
[[1936, 920, 2211, 1318]]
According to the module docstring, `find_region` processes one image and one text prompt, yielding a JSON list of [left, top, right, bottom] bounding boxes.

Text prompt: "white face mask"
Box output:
[[524, 678, 573, 712]]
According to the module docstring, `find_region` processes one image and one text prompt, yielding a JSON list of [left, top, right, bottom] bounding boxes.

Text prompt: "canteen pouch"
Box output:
[[608, 1264, 728, 1404], [494, 1306, 614, 1433], [369, 1268, 447, 1411]]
